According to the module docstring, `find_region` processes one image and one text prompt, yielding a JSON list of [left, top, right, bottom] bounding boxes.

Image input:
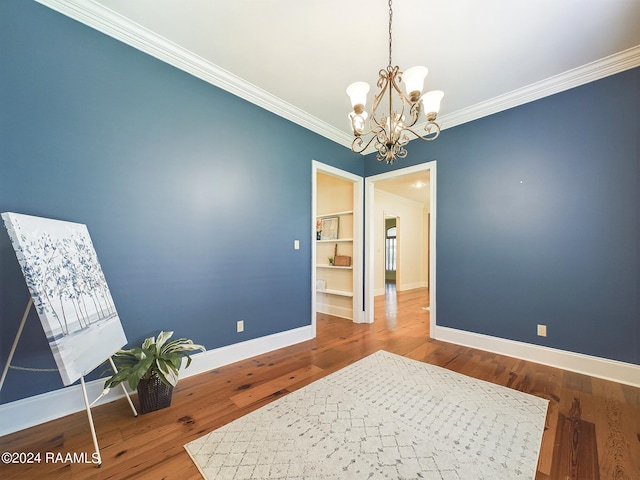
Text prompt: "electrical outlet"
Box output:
[[237, 320, 244, 333], [537, 324, 547, 337]]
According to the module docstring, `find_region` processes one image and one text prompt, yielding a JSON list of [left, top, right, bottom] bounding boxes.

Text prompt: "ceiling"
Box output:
[[376, 170, 430, 206], [39, 0, 640, 153]]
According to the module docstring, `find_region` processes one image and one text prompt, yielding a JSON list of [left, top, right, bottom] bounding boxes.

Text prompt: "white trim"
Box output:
[[315, 304, 353, 321], [35, 2, 640, 152], [0, 325, 313, 436], [311, 161, 365, 325], [397, 281, 429, 292], [433, 45, 640, 133], [365, 162, 437, 331], [183, 325, 314, 378], [432, 325, 640, 389]]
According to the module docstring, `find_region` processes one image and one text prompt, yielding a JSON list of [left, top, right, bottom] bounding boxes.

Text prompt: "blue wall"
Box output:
[[366, 67, 639, 365], [0, 0, 361, 403]]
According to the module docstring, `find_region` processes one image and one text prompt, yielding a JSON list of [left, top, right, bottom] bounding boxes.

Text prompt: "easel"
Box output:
[[0, 297, 138, 467]]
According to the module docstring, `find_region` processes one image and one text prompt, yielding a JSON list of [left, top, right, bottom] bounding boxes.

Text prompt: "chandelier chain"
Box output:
[[347, 0, 443, 164], [387, 0, 393, 69]]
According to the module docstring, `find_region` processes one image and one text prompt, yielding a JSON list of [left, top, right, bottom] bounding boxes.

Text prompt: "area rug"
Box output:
[[184, 350, 548, 479]]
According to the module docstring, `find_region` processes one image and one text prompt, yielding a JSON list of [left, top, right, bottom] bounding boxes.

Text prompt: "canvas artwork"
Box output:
[[2, 212, 127, 386]]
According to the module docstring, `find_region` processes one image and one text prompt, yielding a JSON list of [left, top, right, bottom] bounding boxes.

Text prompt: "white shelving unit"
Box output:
[[315, 179, 355, 320], [316, 238, 353, 243], [317, 289, 353, 298]]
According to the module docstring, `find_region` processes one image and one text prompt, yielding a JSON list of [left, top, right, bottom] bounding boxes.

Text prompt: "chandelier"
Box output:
[[346, 0, 444, 164]]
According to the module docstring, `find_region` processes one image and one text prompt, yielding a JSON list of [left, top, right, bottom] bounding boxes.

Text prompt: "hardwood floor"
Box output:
[[1, 287, 639, 479]]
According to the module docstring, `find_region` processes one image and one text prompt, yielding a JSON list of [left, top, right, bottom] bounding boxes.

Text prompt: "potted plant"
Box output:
[[104, 331, 205, 414]]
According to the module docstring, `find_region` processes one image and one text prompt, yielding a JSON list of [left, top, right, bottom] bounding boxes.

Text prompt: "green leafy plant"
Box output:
[[104, 331, 205, 390]]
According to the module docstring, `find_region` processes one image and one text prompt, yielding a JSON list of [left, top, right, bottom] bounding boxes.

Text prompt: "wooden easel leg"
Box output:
[[108, 357, 138, 417], [80, 376, 102, 467], [0, 297, 33, 392]]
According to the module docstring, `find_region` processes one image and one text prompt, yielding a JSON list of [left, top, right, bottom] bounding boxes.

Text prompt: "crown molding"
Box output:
[[36, 1, 639, 153], [428, 45, 640, 133]]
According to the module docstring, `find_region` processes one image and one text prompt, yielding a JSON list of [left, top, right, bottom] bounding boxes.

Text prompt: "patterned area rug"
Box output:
[[185, 350, 548, 479]]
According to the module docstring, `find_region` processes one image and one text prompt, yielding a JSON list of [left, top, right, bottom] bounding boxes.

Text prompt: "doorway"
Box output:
[[365, 161, 436, 333], [384, 215, 398, 287], [311, 160, 364, 333]]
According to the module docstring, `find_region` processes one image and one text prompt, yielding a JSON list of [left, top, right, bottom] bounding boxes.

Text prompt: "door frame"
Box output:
[[311, 160, 365, 332], [364, 161, 437, 333]]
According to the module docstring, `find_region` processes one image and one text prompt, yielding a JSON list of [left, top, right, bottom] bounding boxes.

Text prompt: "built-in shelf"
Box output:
[[317, 238, 353, 243], [316, 172, 356, 320], [316, 289, 353, 297], [317, 210, 353, 218]]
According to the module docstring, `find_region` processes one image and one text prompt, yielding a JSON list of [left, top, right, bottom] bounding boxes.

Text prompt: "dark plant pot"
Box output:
[[137, 375, 174, 414]]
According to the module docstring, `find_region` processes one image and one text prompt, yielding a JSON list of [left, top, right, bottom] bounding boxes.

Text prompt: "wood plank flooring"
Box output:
[[1, 287, 639, 479]]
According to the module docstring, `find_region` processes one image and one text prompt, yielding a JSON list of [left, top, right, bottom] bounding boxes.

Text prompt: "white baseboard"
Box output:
[[184, 325, 314, 377], [0, 325, 314, 437], [374, 282, 428, 296], [316, 304, 353, 321], [432, 325, 640, 388], [0, 375, 128, 438], [397, 281, 428, 292]]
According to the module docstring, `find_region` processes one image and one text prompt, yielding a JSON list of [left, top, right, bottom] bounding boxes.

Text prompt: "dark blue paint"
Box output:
[[366, 68, 639, 366], [0, 0, 360, 403]]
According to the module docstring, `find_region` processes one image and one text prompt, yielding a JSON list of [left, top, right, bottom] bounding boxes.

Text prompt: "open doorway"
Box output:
[[365, 162, 436, 334], [311, 160, 364, 333], [384, 215, 398, 289]]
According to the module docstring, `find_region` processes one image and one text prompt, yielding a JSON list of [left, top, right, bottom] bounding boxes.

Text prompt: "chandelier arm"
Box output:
[[387, 67, 413, 106], [349, 113, 387, 145], [405, 100, 422, 128], [399, 85, 423, 128], [401, 122, 442, 142], [369, 70, 391, 130], [375, 141, 408, 165], [388, 68, 404, 134], [350, 131, 382, 155], [387, 66, 421, 128]]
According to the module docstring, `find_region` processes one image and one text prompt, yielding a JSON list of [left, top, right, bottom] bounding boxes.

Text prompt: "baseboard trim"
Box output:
[[0, 325, 314, 436], [185, 325, 314, 377], [397, 281, 429, 292], [316, 305, 353, 321], [432, 325, 640, 388]]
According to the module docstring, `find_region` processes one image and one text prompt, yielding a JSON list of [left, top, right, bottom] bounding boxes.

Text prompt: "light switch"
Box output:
[[294, 240, 300, 250]]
